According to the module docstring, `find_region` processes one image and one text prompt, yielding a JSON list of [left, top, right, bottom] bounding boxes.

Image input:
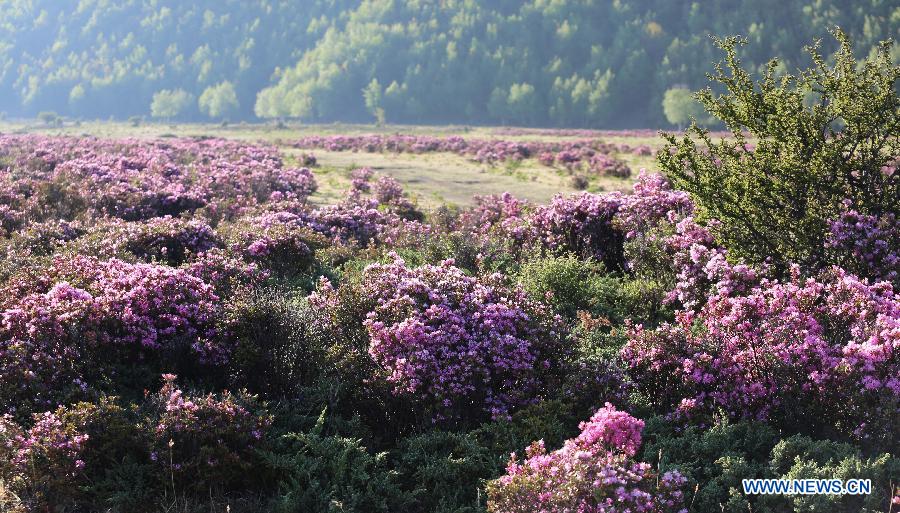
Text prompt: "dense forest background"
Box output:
[[1, 0, 898, 127]]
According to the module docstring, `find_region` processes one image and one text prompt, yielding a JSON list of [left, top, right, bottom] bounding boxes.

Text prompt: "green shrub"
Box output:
[[763, 435, 899, 513], [396, 431, 495, 513], [641, 417, 780, 513], [224, 290, 325, 398], [470, 400, 579, 472], [517, 253, 622, 321], [641, 417, 900, 513], [265, 410, 412, 513], [660, 30, 899, 273], [396, 230, 522, 275]]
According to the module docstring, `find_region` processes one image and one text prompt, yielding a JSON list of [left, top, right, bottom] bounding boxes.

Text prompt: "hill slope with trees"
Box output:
[[1, 0, 897, 126]]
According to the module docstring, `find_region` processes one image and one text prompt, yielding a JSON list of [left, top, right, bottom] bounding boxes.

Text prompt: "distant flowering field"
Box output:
[[294, 133, 636, 177], [0, 132, 896, 513]]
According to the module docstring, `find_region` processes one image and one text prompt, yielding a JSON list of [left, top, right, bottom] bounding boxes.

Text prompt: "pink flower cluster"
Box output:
[[152, 374, 271, 480], [294, 133, 631, 174], [613, 172, 761, 309], [456, 192, 531, 241], [622, 267, 899, 439], [487, 403, 687, 513], [826, 208, 899, 285], [183, 248, 268, 295], [0, 134, 316, 224], [312, 255, 566, 420], [93, 215, 222, 265], [1, 410, 88, 479], [0, 256, 224, 413], [530, 191, 626, 269], [225, 212, 318, 268]]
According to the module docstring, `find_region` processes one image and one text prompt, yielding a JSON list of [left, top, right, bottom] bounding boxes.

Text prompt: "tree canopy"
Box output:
[[0, 0, 897, 126]]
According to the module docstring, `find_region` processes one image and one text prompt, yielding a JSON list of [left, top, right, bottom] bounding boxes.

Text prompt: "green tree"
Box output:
[[487, 87, 508, 124], [362, 78, 385, 126], [662, 87, 705, 128], [198, 81, 239, 120], [36, 110, 59, 126], [659, 31, 900, 274], [506, 83, 537, 126], [150, 89, 193, 121]]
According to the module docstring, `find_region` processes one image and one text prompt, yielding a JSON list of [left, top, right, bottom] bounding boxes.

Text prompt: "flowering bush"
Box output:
[[826, 209, 899, 286], [119, 216, 221, 265], [487, 403, 687, 513], [530, 191, 626, 269], [183, 247, 269, 297], [2, 219, 84, 258], [456, 192, 530, 241], [150, 374, 271, 492], [311, 255, 567, 421], [221, 211, 327, 280], [623, 267, 899, 443], [0, 282, 95, 415], [0, 135, 316, 225], [294, 133, 632, 172], [0, 409, 89, 510], [588, 153, 632, 178], [0, 257, 224, 414]]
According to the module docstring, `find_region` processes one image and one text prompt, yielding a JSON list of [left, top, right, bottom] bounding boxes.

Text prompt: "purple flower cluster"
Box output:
[[2, 410, 88, 479], [223, 212, 321, 273], [456, 193, 531, 240], [295, 134, 630, 172], [152, 374, 271, 482], [182, 248, 268, 296], [622, 267, 899, 439], [113, 216, 221, 265], [349, 167, 375, 197], [487, 403, 687, 513], [612, 172, 762, 309], [530, 191, 626, 268], [0, 134, 316, 225], [312, 255, 566, 420], [614, 171, 693, 237], [0, 256, 224, 414], [587, 153, 632, 178], [826, 208, 899, 285]]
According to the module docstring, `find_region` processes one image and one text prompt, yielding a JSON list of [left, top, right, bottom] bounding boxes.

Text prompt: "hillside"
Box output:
[[1, 0, 897, 126]]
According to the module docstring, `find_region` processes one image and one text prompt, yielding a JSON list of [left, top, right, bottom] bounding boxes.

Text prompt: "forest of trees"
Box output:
[[1, 0, 897, 127]]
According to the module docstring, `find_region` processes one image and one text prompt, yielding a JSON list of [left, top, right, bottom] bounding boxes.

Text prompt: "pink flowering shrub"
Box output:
[[530, 191, 626, 269], [221, 211, 326, 279], [294, 134, 631, 172], [614, 172, 694, 239], [183, 247, 269, 296], [119, 216, 221, 265], [150, 374, 271, 492], [0, 257, 224, 414], [311, 255, 567, 421], [623, 267, 899, 443], [0, 135, 316, 225], [826, 209, 899, 286], [588, 153, 632, 178], [373, 175, 419, 217], [613, 172, 763, 310], [349, 167, 374, 197], [2, 219, 84, 259], [487, 403, 687, 513], [456, 192, 531, 241], [0, 282, 95, 415], [0, 409, 89, 510], [300, 201, 395, 246]]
